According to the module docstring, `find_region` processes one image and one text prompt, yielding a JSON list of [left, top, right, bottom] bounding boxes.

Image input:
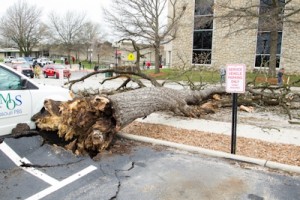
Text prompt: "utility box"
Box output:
[[105, 72, 113, 77]]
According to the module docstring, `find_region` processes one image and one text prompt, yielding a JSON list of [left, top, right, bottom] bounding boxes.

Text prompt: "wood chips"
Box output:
[[123, 122, 300, 167]]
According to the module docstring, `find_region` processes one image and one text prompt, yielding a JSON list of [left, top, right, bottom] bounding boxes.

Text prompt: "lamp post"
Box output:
[[88, 48, 93, 68], [115, 48, 118, 69], [112, 42, 120, 70], [168, 51, 171, 67]]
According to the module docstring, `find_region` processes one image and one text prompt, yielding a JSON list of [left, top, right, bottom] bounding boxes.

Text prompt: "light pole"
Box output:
[[168, 51, 171, 67], [88, 48, 93, 68], [115, 48, 118, 69], [112, 42, 120, 70]]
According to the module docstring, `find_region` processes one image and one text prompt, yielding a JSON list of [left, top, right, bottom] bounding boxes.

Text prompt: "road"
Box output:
[[32, 70, 189, 91], [1, 136, 300, 200]]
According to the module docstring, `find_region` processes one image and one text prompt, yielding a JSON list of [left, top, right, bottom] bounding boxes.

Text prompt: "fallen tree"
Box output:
[[31, 86, 227, 156], [30, 69, 300, 157]]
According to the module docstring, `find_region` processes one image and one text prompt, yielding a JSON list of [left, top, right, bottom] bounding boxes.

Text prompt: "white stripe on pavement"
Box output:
[[0, 141, 98, 200], [25, 165, 97, 200], [0, 142, 59, 185]]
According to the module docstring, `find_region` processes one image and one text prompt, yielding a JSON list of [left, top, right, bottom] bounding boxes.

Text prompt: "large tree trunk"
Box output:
[[32, 87, 226, 156], [268, 30, 278, 77]]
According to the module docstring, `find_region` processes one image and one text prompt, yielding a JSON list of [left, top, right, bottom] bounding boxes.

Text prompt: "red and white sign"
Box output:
[[226, 64, 246, 93]]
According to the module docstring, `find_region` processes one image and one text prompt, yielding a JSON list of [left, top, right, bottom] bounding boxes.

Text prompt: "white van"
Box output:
[[0, 63, 73, 136]]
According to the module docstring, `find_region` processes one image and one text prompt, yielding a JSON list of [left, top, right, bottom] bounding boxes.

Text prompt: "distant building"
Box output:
[[0, 41, 164, 68], [0, 48, 20, 59], [0, 47, 45, 60]]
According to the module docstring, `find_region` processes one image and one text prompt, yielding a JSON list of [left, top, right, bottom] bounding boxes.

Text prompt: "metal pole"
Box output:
[[90, 51, 92, 68], [231, 93, 238, 154], [115, 48, 118, 70], [168, 51, 171, 67]]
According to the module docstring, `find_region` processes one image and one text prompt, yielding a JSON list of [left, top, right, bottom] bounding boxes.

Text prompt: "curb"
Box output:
[[117, 132, 300, 174]]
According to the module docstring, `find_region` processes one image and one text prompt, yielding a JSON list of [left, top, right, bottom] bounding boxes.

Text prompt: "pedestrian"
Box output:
[[32, 60, 37, 69], [94, 65, 99, 72], [79, 61, 82, 70], [277, 68, 285, 86], [65, 58, 69, 65], [220, 66, 226, 85], [146, 61, 151, 69], [34, 65, 41, 79], [94, 65, 99, 77], [143, 61, 146, 70]]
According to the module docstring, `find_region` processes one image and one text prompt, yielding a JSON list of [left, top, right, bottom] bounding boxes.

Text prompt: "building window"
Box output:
[[255, 0, 285, 68], [193, 0, 214, 64], [255, 32, 282, 68]]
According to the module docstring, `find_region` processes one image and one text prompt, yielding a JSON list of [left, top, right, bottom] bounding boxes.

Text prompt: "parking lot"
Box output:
[[1, 71, 300, 199], [1, 135, 300, 200]]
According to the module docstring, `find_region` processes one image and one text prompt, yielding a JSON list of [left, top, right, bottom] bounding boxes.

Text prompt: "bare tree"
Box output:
[[103, 0, 187, 74], [78, 22, 101, 61], [0, 0, 46, 56], [215, 0, 300, 77], [47, 11, 88, 63], [117, 38, 152, 73]]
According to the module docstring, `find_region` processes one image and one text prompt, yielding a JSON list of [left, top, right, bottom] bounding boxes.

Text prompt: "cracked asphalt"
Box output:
[[1, 136, 300, 200]]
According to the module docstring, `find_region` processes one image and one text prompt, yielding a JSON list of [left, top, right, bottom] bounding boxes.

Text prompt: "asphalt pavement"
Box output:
[[1, 136, 300, 200]]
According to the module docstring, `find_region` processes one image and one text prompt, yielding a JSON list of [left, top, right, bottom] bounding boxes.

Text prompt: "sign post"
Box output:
[[225, 64, 246, 154], [59, 69, 64, 86]]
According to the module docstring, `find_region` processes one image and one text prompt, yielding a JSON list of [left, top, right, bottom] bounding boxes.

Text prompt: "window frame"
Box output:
[[193, 0, 214, 65]]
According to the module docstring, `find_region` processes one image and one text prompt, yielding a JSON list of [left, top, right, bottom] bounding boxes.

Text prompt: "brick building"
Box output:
[[166, 0, 300, 73]]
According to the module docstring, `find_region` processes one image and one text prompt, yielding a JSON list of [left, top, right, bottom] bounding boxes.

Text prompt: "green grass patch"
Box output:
[[141, 68, 300, 87]]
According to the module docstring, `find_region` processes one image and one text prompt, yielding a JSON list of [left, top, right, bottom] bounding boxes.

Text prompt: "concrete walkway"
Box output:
[[135, 113, 300, 146]]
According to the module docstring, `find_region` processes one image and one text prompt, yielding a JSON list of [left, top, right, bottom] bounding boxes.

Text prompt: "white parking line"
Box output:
[[0, 142, 59, 185], [25, 165, 97, 200], [0, 141, 97, 199]]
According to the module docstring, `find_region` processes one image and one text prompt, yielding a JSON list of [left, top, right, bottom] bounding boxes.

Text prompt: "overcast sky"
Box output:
[[0, 0, 169, 42], [0, 0, 113, 39], [0, 0, 111, 22]]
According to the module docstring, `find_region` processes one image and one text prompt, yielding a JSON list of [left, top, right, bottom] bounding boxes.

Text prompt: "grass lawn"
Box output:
[[142, 68, 300, 87]]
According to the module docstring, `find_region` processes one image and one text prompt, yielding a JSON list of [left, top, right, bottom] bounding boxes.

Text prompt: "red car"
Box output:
[[43, 64, 71, 79]]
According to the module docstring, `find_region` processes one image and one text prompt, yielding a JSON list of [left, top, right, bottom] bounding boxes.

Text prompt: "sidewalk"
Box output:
[[135, 113, 300, 146]]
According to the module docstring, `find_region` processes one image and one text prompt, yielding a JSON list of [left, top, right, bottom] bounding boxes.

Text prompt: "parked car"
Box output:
[[43, 64, 71, 79], [24, 57, 36, 66], [11, 63, 34, 78], [37, 57, 53, 66], [3, 56, 15, 63], [0, 63, 73, 136], [11, 57, 27, 64]]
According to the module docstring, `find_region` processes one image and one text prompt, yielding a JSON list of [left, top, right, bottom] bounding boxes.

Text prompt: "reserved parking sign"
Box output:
[[226, 64, 246, 93]]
